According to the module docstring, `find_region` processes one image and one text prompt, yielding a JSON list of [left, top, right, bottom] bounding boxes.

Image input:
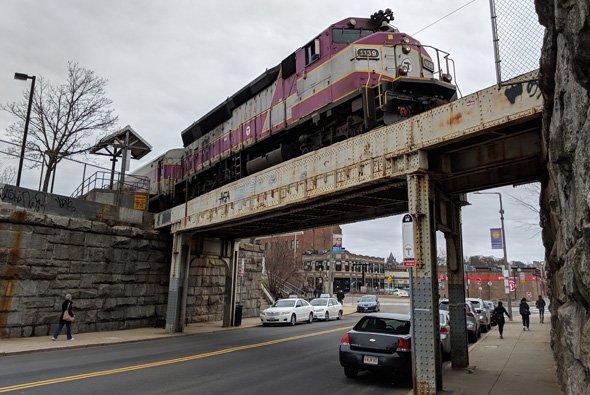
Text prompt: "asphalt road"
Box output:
[[0, 300, 412, 395]]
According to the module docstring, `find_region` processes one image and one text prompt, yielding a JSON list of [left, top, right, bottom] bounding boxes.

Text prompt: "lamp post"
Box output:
[[13, 72, 36, 187], [473, 191, 513, 320]]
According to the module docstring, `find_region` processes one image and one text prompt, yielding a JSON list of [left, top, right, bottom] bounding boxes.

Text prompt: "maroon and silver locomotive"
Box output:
[[135, 10, 457, 208]]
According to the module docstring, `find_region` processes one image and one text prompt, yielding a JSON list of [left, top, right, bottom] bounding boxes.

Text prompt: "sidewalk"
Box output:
[[0, 306, 561, 394], [441, 316, 562, 394]]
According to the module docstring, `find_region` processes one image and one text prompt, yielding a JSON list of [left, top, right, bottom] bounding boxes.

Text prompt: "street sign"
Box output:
[[388, 275, 393, 283], [403, 260, 415, 267], [509, 280, 516, 292], [402, 214, 415, 267]]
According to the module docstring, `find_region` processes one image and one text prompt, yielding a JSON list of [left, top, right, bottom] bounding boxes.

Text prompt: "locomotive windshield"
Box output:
[[332, 28, 373, 43]]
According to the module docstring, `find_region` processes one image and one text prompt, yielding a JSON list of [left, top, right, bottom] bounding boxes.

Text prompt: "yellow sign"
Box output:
[[388, 275, 393, 283], [134, 194, 147, 210]]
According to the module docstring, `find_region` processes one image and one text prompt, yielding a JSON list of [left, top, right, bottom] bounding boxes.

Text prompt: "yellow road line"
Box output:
[[0, 326, 351, 393]]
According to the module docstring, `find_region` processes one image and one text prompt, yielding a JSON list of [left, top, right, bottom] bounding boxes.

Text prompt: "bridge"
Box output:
[[155, 71, 543, 394]]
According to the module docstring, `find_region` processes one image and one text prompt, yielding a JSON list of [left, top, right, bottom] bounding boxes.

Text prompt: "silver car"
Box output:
[[439, 311, 451, 359], [439, 299, 481, 343], [467, 297, 491, 332]]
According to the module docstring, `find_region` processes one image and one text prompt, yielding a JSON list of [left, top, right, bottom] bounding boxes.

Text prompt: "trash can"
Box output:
[[234, 304, 243, 326]]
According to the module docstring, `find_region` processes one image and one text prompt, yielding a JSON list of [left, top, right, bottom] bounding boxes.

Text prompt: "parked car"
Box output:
[[356, 295, 380, 312], [339, 313, 412, 379], [439, 299, 481, 342], [466, 297, 491, 332], [310, 297, 343, 321], [484, 300, 497, 326], [393, 289, 409, 297], [260, 298, 314, 326], [439, 311, 451, 359]]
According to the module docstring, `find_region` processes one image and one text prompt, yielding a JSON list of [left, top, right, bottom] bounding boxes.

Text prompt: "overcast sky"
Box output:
[[0, 0, 544, 263]]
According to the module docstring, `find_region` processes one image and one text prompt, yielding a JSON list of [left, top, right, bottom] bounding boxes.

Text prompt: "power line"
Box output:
[[412, 0, 479, 36]]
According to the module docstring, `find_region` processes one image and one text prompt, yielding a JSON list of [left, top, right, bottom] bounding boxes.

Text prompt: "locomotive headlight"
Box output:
[[441, 73, 453, 83], [398, 64, 409, 76], [401, 38, 411, 54]]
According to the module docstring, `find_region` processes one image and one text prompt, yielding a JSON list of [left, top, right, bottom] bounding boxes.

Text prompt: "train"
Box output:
[[132, 10, 457, 212]]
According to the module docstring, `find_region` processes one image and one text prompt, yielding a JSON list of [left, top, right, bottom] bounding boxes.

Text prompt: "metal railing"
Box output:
[[71, 171, 150, 198]]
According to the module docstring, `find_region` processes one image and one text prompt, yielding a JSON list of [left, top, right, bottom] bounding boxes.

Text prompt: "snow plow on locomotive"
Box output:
[[134, 10, 457, 210]]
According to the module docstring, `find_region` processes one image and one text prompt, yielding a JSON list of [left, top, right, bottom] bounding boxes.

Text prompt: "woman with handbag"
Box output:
[[52, 293, 75, 341]]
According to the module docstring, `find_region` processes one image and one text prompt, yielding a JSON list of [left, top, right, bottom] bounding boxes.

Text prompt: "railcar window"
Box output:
[[305, 38, 321, 65], [332, 28, 373, 44]]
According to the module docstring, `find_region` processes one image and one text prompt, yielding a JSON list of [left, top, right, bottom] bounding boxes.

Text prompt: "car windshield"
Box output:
[[354, 316, 411, 335], [359, 296, 376, 302], [469, 301, 482, 309], [310, 299, 328, 306], [439, 302, 449, 311], [272, 300, 296, 308], [439, 312, 448, 325]]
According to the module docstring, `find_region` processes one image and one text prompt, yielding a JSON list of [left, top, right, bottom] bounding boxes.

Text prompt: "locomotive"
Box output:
[[136, 10, 457, 211]]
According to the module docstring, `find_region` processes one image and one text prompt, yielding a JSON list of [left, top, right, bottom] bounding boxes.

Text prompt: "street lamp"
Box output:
[[473, 191, 513, 320], [14, 72, 36, 187]]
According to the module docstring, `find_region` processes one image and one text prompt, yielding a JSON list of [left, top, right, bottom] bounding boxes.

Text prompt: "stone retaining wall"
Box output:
[[0, 206, 171, 338], [536, 1, 590, 393], [185, 243, 263, 323]]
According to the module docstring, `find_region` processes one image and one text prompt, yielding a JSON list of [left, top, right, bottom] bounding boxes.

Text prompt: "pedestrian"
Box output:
[[493, 301, 511, 339], [536, 295, 546, 323], [52, 293, 75, 341], [519, 297, 531, 331], [337, 288, 345, 304]]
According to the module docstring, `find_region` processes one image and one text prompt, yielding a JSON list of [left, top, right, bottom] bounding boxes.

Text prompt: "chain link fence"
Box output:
[[489, 0, 544, 84]]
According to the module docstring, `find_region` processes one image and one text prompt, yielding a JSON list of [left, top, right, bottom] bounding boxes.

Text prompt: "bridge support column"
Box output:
[[221, 239, 240, 327], [438, 193, 470, 368], [165, 232, 190, 333], [407, 173, 441, 395]]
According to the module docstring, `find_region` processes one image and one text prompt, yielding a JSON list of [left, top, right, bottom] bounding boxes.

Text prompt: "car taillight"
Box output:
[[341, 333, 350, 346], [466, 311, 474, 317], [397, 338, 411, 352], [440, 326, 449, 334]]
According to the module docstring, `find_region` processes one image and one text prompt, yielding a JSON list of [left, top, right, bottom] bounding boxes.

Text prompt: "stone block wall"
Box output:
[[185, 242, 263, 323], [536, 1, 590, 393], [0, 207, 171, 338]]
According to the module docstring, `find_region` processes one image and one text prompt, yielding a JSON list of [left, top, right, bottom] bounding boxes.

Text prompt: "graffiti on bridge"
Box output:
[[0, 184, 77, 214]]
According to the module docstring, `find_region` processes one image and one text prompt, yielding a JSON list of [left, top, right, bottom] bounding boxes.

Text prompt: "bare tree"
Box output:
[[0, 165, 16, 184], [264, 240, 302, 298], [508, 182, 541, 236], [2, 62, 118, 192]]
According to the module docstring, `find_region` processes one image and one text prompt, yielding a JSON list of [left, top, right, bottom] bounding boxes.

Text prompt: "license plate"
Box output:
[[363, 355, 378, 365], [268, 318, 278, 321]]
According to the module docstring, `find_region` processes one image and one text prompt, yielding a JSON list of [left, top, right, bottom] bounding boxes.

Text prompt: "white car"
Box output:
[[310, 297, 343, 321], [260, 298, 314, 326], [393, 289, 409, 297]]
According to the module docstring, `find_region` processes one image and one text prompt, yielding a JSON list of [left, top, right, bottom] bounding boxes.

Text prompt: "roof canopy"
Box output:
[[90, 125, 152, 160]]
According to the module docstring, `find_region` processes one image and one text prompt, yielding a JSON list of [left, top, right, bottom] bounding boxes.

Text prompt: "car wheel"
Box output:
[[477, 327, 482, 338], [324, 312, 329, 321], [344, 367, 358, 379], [337, 310, 342, 320], [262, 323, 268, 327], [308, 313, 313, 324], [481, 324, 488, 333], [290, 314, 296, 326], [468, 331, 477, 343]]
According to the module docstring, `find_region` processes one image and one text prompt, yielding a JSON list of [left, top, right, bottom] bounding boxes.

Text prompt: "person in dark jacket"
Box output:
[[519, 297, 531, 331], [336, 288, 345, 304], [493, 301, 511, 339], [535, 295, 546, 323], [52, 294, 75, 341]]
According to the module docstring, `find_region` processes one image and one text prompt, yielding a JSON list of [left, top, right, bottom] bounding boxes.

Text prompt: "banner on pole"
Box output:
[[490, 228, 503, 249]]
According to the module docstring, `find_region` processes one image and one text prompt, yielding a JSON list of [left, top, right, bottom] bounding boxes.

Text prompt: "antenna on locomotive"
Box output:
[[370, 8, 394, 31]]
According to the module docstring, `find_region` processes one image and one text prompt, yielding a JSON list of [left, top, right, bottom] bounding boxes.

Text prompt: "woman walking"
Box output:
[[536, 295, 546, 323], [519, 297, 531, 331], [52, 294, 75, 341], [493, 301, 511, 339]]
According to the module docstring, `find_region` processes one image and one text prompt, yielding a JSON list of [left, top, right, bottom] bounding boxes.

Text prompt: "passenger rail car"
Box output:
[[130, 148, 184, 211]]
